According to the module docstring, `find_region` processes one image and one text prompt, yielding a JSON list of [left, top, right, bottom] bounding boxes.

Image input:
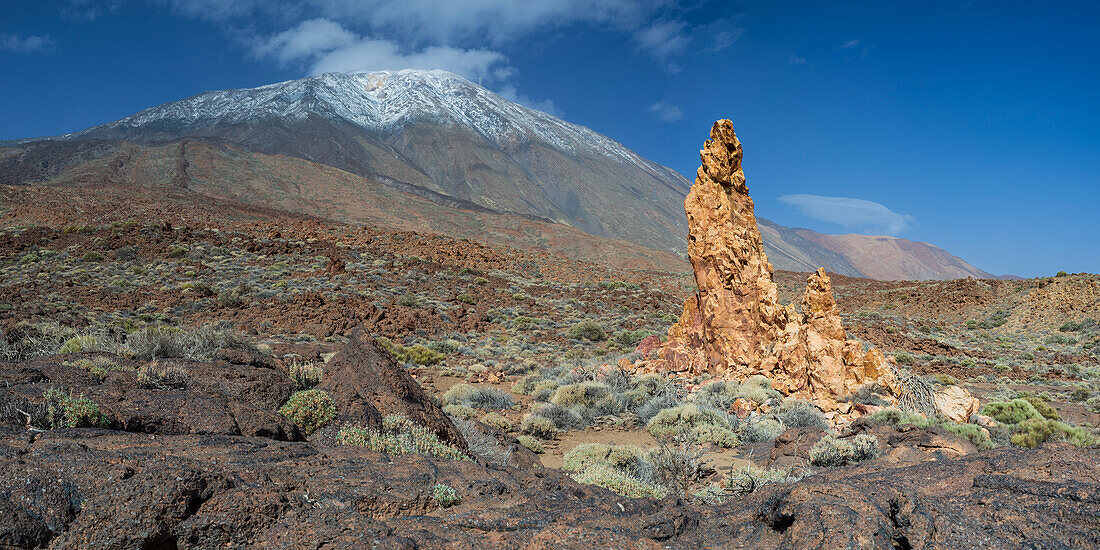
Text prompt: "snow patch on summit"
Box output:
[[70, 69, 654, 170]]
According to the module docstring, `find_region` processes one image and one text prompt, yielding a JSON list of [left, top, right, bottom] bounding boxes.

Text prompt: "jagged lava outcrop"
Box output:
[[640, 120, 977, 421]]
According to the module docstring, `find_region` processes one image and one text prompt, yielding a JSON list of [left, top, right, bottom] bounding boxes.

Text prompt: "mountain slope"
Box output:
[[757, 217, 863, 277], [0, 136, 997, 280], [794, 230, 996, 280], [6, 139, 684, 271], [36, 69, 692, 256]]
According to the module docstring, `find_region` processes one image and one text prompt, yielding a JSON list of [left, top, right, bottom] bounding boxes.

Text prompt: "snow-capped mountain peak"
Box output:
[[68, 69, 650, 168]]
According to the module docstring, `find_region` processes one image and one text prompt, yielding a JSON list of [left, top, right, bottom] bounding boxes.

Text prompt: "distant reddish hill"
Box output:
[[793, 230, 997, 280]]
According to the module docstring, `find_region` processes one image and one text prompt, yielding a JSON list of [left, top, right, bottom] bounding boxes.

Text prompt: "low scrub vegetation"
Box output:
[[563, 436, 712, 499], [336, 415, 468, 460], [287, 359, 323, 389], [136, 362, 189, 390], [808, 434, 880, 467], [431, 484, 460, 508], [126, 323, 253, 361], [279, 389, 335, 435], [695, 466, 802, 503], [442, 383, 514, 410], [42, 388, 110, 429]]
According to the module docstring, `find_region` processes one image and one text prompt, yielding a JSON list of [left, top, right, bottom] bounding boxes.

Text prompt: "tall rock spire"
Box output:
[[640, 120, 978, 422]]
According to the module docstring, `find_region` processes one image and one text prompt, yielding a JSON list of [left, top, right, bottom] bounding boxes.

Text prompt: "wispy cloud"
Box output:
[[634, 19, 689, 69], [64, 0, 122, 20], [84, 0, 720, 109], [835, 38, 860, 50], [778, 194, 915, 235], [646, 100, 683, 122], [498, 85, 562, 117], [786, 54, 808, 65], [252, 19, 509, 82], [0, 33, 54, 53]]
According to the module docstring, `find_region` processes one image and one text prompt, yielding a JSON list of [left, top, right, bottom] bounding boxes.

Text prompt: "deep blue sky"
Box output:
[[2, 1, 1097, 277]]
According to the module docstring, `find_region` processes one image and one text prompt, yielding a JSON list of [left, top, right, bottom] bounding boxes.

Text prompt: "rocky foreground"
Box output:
[[0, 333, 1096, 549]]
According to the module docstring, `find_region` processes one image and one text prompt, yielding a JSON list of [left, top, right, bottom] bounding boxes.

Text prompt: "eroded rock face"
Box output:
[[642, 120, 969, 417], [313, 329, 467, 451]]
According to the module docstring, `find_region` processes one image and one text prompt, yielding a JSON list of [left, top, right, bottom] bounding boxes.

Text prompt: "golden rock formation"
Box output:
[[641, 120, 977, 419]]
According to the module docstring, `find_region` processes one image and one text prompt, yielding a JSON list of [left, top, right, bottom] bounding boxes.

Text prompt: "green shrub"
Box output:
[[932, 374, 958, 386], [941, 422, 994, 450], [81, 251, 104, 262], [570, 463, 668, 499], [58, 335, 100, 354], [550, 382, 615, 413], [398, 293, 421, 307], [646, 404, 729, 439], [42, 388, 109, 429], [279, 390, 336, 435], [216, 282, 252, 308], [442, 383, 514, 410], [739, 417, 785, 442], [66, 357, 120, 381], [610, 330, 650, 350], [442, 404, 478, 419], [530, 403, 585, 431], [336, 415, 468, 460], [517, 435, 544, 454], [562, 443, 646, 477], [288, 359, 323, 389], [701, 466, 799, 500], [1044, 334, 1077, 345], [520, 414, 558, 439], [455, 293, 476, 305], [479, 412, 513, 432], [1069, 388, 1091, 402], [776, 399, 828, 429], [377, 337, 446, 366], [690, 423, 740, 448], [733, 375, 779, 404], [981, 400, 1042, 425], [624, 374, 666, 406], [808, 434, 879, 467], [1019, 395, 1059, 420], [136, 362, 189, 390], [431, 484, 460, 508], [126, 323, 253, 361], [1011, 418, 1097, 448], [567, 321, 606, 341]]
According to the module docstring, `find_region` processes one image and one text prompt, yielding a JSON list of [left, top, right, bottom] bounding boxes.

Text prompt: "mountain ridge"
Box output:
[[0, 69, 1004, 280]]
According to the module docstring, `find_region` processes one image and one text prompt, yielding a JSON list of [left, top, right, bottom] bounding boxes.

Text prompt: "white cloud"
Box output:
[[836, 38, 860, 50], [0, 34, 54, 53], [705, 27, 743, 53], [252, 18, 357, 65], [64, 0, 122, 20], [646, 100, 683, 122], [313, 0, 668, 45], [778, 194, 915, 235], [786, 55, 808, 65], [634, 19, 689, 63], [313, 41, 508, 80], [253, 19, 509, 82], [162, 0, 298, 24], [498, 85, 562, 117]]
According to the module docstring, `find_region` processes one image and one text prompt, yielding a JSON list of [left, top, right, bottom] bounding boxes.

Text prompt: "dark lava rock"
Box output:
[[312, 329, 466, 451], [0, 425, 1093, 548]]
